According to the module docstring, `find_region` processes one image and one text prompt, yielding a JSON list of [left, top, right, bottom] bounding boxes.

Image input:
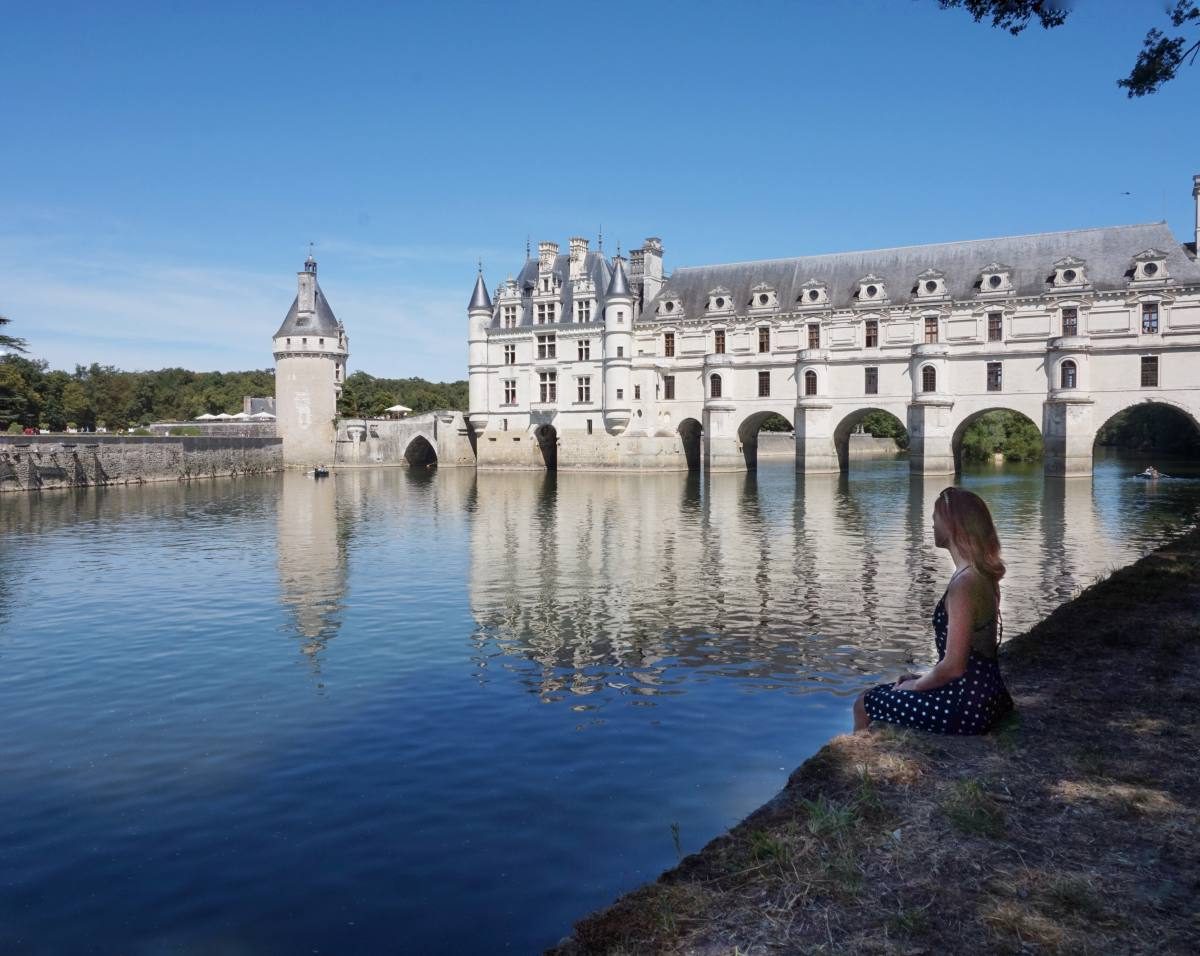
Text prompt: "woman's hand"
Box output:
[[893, 678, 919, 692]]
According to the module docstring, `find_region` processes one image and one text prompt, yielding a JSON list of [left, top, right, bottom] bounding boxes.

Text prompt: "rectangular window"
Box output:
[[988, 312, 1003, 342], [807, 324, 820, 349], [616, 388, 623, 400], [864, 367, 878, 395], [577, 376, 591, 403], [714, 329, 725, 354], [576, 300, 591, 323], [663, 375, 675, 400], [539, 371, 557, 402], [664, 331, 675, 357], [864, 320, 878, 348], [577, 339, 590, 361], [503, 304, 518, 328], [758, 370, 770, 397], [536, 303, 547, 325], [986, 361, 1002, 392], [1142, 303, 1159, 333], [1140, 355, 1158, 387], [634, 385, 641, 400], [587, 419, 592, 435], [616, 346, 624, 358], [536, 334, 556, 359], [503, 379, 517, 404], [758, 327, 770, 353], [924, 317, 939, 344], [617, 310, 625, 324], [503, 418, 508, 431], [503, 344, 516, 365], [1062, 307, 1078, 337], [547, 303, 556, 323]]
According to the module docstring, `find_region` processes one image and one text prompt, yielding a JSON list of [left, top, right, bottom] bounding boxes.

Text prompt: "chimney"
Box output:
[[629, 247, 644, 278], [1193, 174, 1200, 254], [538, 241, 559, 273], [297, 267, 316, 314], [640, 237, 664, 302], [569, 237, 589, 279]]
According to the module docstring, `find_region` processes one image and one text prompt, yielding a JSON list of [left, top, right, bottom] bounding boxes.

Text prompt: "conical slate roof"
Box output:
[[606, 256, 631, 298], [274, 284, 341, 338], [468, 271, 493, 310]]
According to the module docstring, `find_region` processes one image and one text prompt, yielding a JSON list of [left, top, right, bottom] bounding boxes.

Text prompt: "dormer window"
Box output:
[[749, 283, 778, 311], [915, 269, 947, 298], [798, 280, 829, 307], [657, 289, 683, 317], [1051, 257, 1088, 288], [979, 262, 1014, 295], [1130, 249, 1169, 283], [856, 274, 887, 304], [706, 287, 734, 314]]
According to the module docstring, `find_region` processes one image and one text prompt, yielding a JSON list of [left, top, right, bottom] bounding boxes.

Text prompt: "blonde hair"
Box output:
[[936, 487, 1005, 596]]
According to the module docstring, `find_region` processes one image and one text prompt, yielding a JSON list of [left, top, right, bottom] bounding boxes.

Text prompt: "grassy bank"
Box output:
[[554, 527, 1200, 954]]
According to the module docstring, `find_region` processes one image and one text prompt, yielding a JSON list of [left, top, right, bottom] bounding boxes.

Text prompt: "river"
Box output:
[[1, 453, 1197, 953]]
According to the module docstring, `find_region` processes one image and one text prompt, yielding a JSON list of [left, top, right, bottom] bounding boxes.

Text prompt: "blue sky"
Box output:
[[3, 0, 1198, 381]]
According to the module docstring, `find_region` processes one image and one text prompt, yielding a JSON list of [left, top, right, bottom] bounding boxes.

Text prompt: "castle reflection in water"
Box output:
[[268, 457, 1192, 702]]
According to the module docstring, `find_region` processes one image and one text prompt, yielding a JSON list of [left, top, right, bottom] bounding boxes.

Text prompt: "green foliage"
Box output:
[[859, 411, 910, 449], [960, 410, 1042, 463], [0, 314, 28, 354], [6, 421, 22, 434], [937, 0, 1199, 97], [1096, 404, 1200, 454], [758, 412, 793, 433], [338, 371, 467, 417]]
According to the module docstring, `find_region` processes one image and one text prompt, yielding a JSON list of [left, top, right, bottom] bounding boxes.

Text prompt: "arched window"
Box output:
[[710, 374, 722, 398], [921, 365, 937, 393], [804, 369, 818, 396], [1060, 360, 1077, 390]]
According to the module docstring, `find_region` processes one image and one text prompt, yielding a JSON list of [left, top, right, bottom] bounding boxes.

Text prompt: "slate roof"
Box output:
[[274, 283, 342, 337], [645, 222, 1200, 320], [469, 271, 493, 311], [607, 256, 631, 297], [489, 250, 615, 328]]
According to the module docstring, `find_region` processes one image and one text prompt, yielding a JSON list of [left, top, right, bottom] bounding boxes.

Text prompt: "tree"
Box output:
[[937, 0, 1200, 96], [0, 314, 28, 354]]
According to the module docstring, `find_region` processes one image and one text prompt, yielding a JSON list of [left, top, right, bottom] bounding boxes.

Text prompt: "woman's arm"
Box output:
[[898, 572, 980, 691]]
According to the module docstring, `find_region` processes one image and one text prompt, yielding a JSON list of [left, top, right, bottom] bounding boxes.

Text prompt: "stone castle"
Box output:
[[273, 174, 1200, 475]]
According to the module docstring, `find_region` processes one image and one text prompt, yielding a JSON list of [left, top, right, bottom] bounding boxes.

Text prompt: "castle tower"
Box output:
[[466, 269, 493, 436], [602, 256, 633, 435], [272, 255, 349, 466]]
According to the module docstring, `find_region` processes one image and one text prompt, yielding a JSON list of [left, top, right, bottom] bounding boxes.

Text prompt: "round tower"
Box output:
[[272, 255, 349, 466], [602, 256, 633, 435], [467, 269, 493, 436]]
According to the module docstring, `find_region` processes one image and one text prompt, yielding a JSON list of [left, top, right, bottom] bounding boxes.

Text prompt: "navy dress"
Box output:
[[863, 574, 1013, 735]]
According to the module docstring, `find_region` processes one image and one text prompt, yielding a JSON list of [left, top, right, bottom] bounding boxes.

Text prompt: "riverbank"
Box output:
[[554, 526, 1200, 954]]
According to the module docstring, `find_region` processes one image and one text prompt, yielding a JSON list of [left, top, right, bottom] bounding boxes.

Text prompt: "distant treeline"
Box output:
[[0, 354, 468, 431]]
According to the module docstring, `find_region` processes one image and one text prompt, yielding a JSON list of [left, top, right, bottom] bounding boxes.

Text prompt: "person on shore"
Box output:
[[853, 487, 1013, 735]]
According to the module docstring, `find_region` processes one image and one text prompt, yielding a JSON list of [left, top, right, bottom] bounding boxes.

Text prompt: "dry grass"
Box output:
[[552, 527, 1200, 955]]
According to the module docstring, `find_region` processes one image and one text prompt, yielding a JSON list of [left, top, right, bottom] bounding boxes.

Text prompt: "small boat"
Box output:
[[1135, 468, 1165, 480], [312, 466, 330, 478]]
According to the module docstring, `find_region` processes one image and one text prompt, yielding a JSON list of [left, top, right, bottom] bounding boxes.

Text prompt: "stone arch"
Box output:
[[403, 434, 437, 467], [950, 406, 1042, 472], [832, 407, 908, 471], [1091, 398, 1200, 457], [535, 423, 558, 471], [678, 417, 703, 471], [737, 409, 794, 470]]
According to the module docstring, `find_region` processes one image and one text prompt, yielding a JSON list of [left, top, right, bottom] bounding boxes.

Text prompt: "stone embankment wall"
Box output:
[[148, 421, 277, 438], [0, 435, 282, 493]]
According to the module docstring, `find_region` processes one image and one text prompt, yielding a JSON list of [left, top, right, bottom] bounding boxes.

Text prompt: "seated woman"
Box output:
[[853, 487, 1013, 735]]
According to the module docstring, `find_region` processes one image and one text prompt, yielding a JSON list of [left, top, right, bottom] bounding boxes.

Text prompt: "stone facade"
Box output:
[[334, 411, 476, 468], [0, 435, 282, 493], [467, 176, 1200, 476]]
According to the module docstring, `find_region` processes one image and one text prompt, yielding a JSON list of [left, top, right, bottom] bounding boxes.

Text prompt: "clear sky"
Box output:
[[3, 0, 1198, 381]]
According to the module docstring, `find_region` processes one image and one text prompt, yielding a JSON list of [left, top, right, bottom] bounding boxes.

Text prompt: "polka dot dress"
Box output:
[[863, 586, 1013, 735]]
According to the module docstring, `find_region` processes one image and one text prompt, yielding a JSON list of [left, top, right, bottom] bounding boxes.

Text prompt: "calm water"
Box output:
[[2, 455, 1198, 953]]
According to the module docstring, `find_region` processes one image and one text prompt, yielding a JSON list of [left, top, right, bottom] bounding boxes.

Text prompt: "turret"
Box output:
[[602, 257, 633, 435], [1192, 173, 1200, 256], [272, 255, 349, 466], [467, 269, 493, 436]]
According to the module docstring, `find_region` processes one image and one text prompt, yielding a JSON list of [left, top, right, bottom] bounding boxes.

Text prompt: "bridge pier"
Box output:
[[907, 399, 955, 475], [703, 401, 745, 471], [793, 401, 838, 474], [1043, 398, 1095, 478]]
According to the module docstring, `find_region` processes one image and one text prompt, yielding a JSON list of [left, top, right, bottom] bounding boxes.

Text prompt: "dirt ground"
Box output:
[[552, 527, 1200, 955]]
